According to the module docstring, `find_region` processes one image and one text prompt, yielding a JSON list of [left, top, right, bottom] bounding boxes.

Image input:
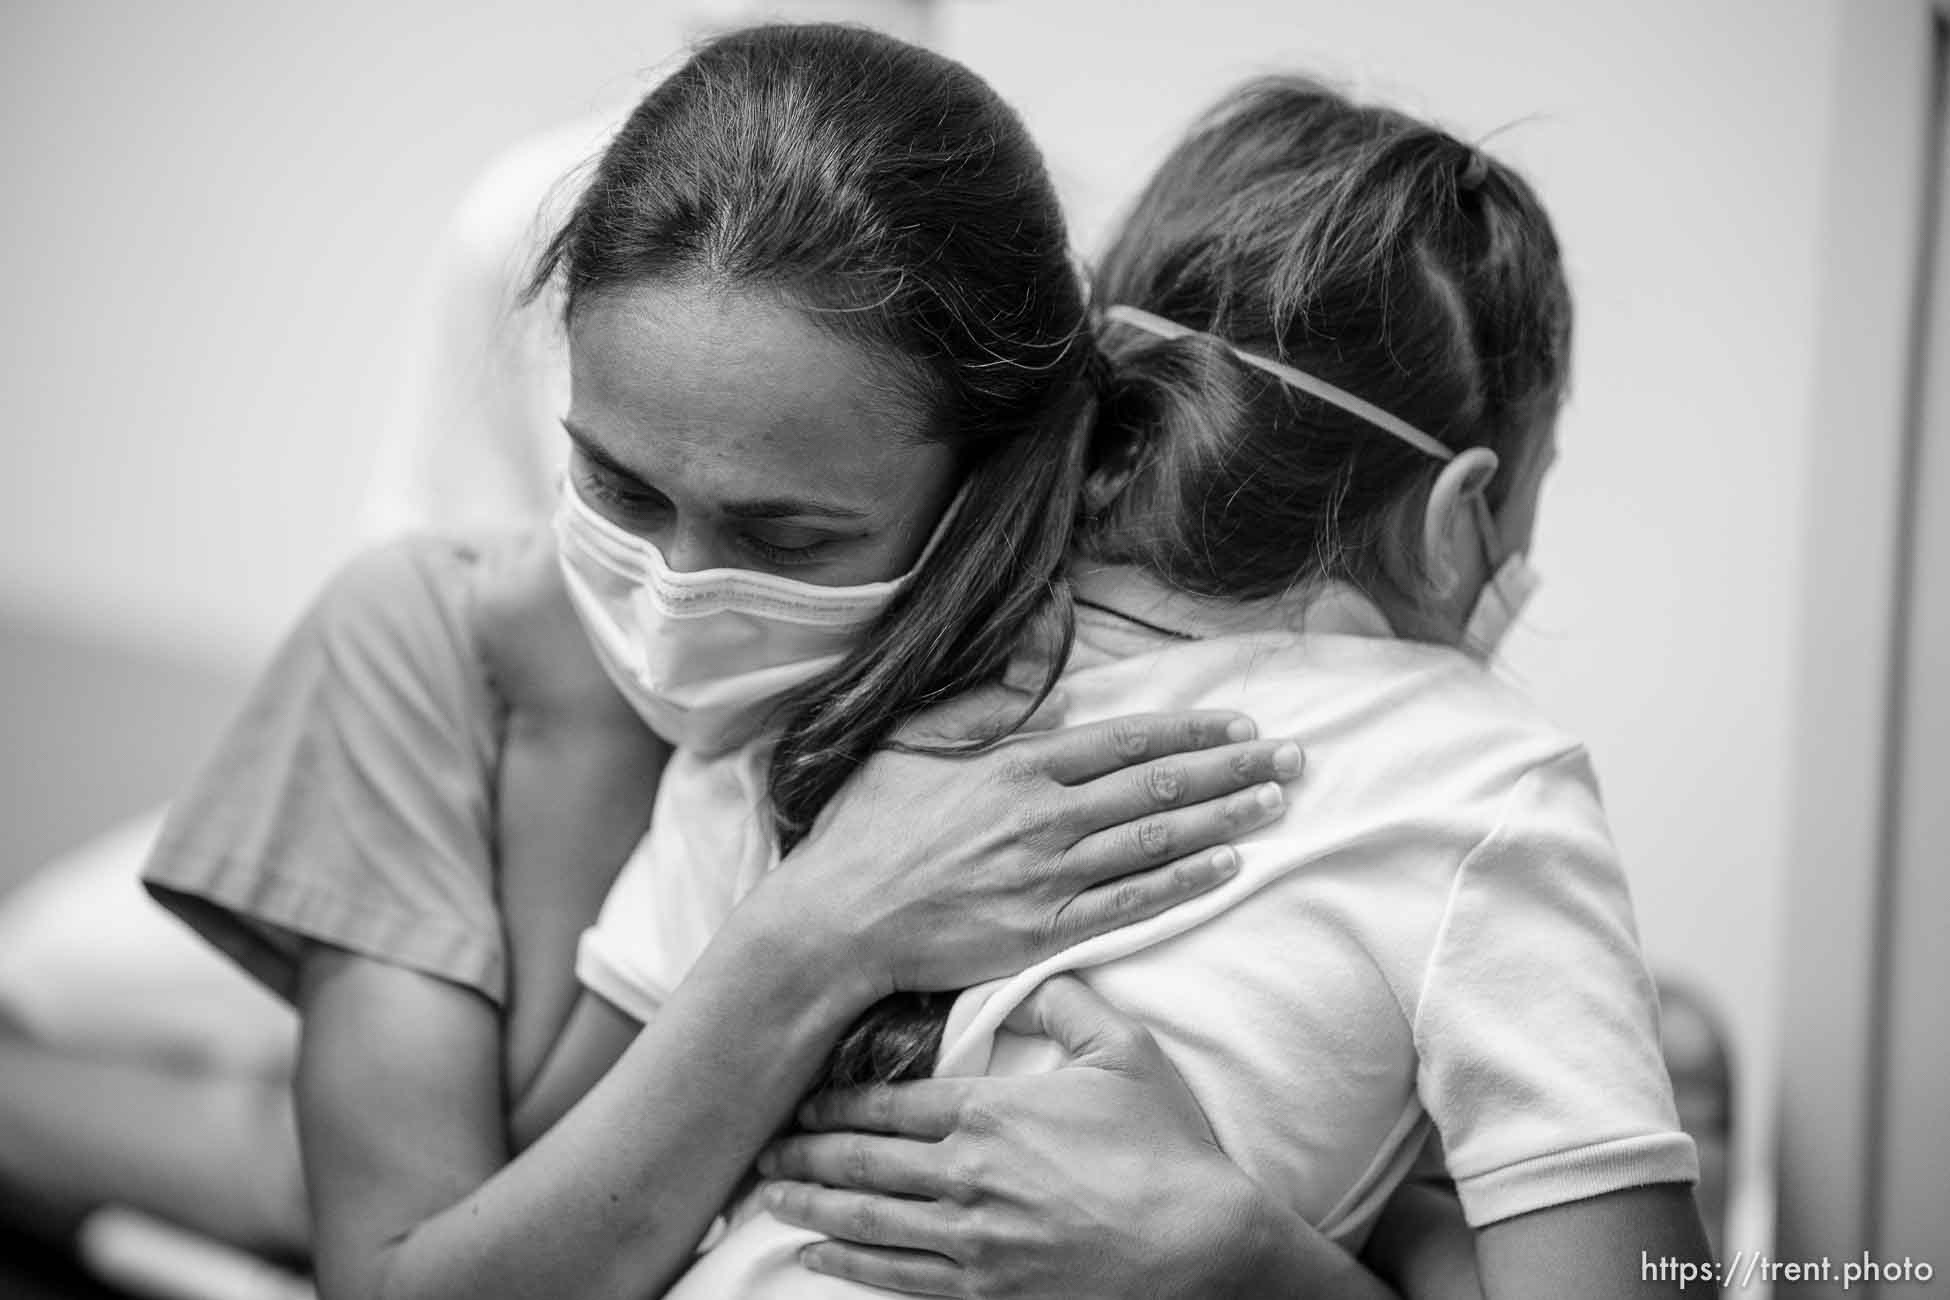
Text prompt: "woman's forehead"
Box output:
[[565, 282, 941, 515]]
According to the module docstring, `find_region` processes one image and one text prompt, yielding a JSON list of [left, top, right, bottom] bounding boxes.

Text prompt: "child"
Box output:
[[570, 76, 1712, 1298]]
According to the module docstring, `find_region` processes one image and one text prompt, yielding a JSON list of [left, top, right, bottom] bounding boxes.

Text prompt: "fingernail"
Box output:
[[761, 1182, 785, 1209], [1225, 717, 1256, 742], [1208, 845, 1239, 878], [1255, 782, 1285, 813], [1271, 742, 1302, 778]]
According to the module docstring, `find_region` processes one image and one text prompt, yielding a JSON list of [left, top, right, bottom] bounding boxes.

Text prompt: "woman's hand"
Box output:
[[757, 976, 1329, 1299], [756, 694, 1304, 1001]]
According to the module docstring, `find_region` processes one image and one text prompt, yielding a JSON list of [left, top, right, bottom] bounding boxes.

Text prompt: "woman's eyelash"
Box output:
[[580, 470, 661, 510], [578, 468, 831, 565], [739, 534, 827, 565]]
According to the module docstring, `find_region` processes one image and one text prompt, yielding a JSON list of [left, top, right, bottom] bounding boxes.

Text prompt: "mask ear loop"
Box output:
[[1468, 490, 1509, 575], [1101, 304, 1457, 463], [1103, 303, 1531, 644]]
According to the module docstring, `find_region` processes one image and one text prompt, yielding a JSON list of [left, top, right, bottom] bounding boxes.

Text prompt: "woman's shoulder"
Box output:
[[139, 532, 546, 1006], [321, 531, 534, 620], [309, 531, 551, 677]]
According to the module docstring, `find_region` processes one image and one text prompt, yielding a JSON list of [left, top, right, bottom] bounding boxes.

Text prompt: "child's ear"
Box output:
[[1420, 447, 1500, 596]]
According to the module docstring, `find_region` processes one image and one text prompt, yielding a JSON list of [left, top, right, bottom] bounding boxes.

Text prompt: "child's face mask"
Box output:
[[1462, 494, 1540, 659]]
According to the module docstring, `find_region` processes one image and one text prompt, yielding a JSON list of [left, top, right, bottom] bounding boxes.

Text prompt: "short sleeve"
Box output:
[[144, 536, 510, 1005], [575, 746, 777, 1024], [1412, 748, 1699, 1227]]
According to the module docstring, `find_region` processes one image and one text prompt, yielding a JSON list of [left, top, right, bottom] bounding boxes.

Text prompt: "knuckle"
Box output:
[[1229, 745, 1259, 781], [843, 1137, 873, 1187], [1143, 761, 1186, 806], [865, 1086, 896, 1130], [995, 751, 1041, 787], [1134, 816, 1173, 860], [946, 1153, 987, 1206], [957, 1097, 1000, 1138], [1109, 717, 1151, 762], [1110, 878, 1147, 918], [848, 1198, 884, 1243], [1008, 796, 1048, 837]]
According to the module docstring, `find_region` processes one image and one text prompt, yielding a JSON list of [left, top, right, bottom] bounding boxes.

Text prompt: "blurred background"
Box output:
[[2, 1, 1945, 1296]]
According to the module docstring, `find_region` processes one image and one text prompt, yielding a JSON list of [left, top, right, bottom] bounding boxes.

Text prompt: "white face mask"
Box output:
[[554, 480, 945, 753], [1460, 494, 1538, 658]]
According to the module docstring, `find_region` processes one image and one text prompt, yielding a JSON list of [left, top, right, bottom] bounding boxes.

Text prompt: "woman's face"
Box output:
[[563, 281, 958, 586]]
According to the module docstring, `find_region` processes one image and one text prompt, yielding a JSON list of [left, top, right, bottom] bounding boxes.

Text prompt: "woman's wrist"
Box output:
[[1204, 1163, 1299, 1298], [727, 867, 887, 1019], [1218, 1167, 1400, 1300]]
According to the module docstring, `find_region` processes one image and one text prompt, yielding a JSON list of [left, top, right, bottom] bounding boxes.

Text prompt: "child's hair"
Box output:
[[529, 22, 1092, 845], [820, 77, 1575, 1089], [1083, 75, 1572, 616]]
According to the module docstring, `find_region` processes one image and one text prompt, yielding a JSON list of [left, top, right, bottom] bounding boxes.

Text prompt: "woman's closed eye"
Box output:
[[736, 527, 838, 568], [577, 465, 673, 523]]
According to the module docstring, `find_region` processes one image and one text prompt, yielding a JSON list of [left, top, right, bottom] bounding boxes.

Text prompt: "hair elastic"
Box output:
[[1101, 304, 1455, 462]]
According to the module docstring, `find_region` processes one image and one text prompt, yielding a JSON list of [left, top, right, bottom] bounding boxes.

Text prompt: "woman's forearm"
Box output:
[[1226, 1190, 1406, 1300], [357, 897, 873, 1300]]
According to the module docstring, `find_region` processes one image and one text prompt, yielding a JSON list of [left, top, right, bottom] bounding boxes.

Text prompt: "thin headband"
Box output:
[[1101, 304, 1455, 462]]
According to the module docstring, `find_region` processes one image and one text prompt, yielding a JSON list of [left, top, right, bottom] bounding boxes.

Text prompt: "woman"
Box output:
[[145, 25, 1357, 1300]]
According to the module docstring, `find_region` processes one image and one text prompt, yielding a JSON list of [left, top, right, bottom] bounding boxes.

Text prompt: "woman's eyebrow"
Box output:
[[561, 420, 650, 490], [562, 419, 870, 521], [720, 498, 870, 522]]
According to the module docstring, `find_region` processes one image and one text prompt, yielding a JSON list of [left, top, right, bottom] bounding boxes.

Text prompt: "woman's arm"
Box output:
[[469, 533, 670, 1101], [506, 987, 638, 1151], [298, 881, 879, 1300], [765, 977, 1408, 1300], [299, 706, 1299, 1300]]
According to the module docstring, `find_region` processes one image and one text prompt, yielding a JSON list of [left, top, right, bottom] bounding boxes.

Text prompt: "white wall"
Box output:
[[4, 0, 1854, 1263], [0, 0, 685, 665]]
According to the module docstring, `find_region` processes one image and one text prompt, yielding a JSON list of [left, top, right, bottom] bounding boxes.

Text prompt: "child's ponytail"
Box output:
[[1082, 76, 1571, 608]]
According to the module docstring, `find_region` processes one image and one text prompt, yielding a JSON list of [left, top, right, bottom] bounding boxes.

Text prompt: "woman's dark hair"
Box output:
[[1083, 76, 1572, 617], [528, 24, 1092, 1087]]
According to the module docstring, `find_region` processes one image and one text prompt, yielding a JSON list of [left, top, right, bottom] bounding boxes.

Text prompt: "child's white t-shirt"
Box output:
[[577, 564, 1698, 1293]]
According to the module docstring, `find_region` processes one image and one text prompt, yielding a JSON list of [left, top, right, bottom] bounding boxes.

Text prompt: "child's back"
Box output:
[[663, 564, 1692, 1295]]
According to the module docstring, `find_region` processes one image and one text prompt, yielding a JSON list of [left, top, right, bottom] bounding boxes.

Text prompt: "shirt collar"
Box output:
[[1069, 562, 1396, 643]]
